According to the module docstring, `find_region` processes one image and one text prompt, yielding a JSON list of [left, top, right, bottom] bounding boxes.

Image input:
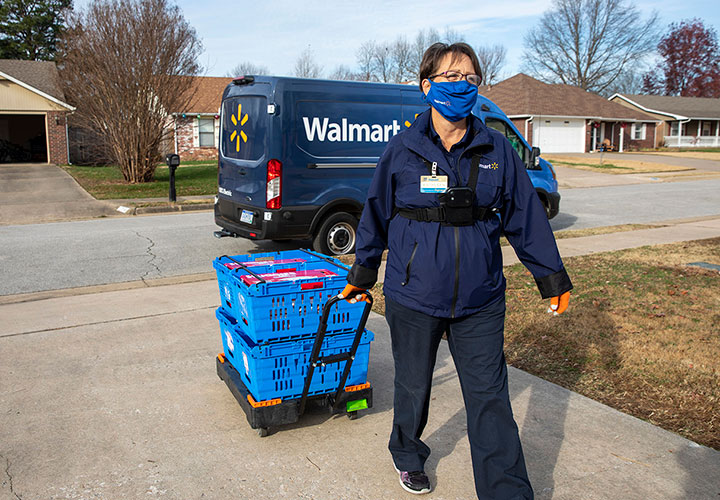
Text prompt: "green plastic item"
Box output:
[[346, 398, 368, 412]]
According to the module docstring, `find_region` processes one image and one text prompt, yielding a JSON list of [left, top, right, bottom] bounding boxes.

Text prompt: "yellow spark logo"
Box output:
[[404, 113, 420, 128], [490, 162, 499, 170], [229, 103, 249, 152]]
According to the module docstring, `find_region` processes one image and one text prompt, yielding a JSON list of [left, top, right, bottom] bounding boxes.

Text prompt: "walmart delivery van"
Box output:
[[214, 76, 560, 256]]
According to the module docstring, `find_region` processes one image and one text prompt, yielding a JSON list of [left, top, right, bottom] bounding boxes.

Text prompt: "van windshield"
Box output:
[[221, 97, 267, 161]]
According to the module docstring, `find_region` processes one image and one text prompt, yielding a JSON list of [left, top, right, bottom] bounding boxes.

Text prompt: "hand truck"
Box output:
[[216, 292, 374, 437]]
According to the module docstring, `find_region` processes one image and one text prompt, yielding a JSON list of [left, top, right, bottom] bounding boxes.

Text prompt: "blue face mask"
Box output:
[[423, 80, 478, 122]]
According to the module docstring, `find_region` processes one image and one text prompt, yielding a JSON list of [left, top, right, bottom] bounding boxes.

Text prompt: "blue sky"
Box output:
[[76, 0, 720, 79]]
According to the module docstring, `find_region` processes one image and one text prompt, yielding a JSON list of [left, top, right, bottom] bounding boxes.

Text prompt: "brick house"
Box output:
[[166, 76, 229, 161], [481, 74, 657, 153], [0, 59, 74, 164], [608, 94, 720, 148]]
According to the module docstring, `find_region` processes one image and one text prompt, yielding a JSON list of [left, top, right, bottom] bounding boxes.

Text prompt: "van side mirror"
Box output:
[[529, 147, 541, 168]]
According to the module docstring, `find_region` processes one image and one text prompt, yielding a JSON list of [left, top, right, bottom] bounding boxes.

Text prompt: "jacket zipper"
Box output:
[[450, 152, 465, 318], [401, 242, 418, 286], [451, 226, 460, 318]]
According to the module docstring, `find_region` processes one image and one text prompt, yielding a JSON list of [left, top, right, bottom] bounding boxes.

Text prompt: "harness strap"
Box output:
[[398, 206, 498, 222]]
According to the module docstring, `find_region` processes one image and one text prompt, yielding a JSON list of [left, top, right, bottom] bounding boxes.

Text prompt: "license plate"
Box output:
[[240, 210, 254, 224]]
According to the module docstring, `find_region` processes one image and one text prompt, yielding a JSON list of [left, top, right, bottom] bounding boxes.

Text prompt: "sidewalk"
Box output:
[[2, 220, 720, 499]]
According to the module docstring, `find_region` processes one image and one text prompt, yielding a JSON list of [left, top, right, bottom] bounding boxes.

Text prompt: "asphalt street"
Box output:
[[2, 178, 720, 296]]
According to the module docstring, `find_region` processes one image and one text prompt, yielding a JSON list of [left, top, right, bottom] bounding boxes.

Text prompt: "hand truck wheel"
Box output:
[[257, 427, 270, 437]]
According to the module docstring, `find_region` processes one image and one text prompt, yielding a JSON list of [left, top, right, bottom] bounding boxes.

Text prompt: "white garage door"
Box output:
[[533, 118, 586, 153]]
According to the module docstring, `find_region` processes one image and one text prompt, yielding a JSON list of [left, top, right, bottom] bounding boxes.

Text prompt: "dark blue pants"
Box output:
[[385, 295, 533, 500]]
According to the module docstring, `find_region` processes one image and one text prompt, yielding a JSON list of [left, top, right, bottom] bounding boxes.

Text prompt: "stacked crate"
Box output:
[[213, 249, 374, 403]]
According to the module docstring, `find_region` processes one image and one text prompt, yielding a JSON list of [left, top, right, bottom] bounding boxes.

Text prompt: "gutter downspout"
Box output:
[[524, 117, 532, 144], [653, 121, 659, 149], [679, 118, 691, 146], [65, 112, 72, 165], [174, 114, 179, 154]]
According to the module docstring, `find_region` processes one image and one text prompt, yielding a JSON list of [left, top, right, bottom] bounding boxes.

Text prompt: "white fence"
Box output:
[[664, 136, 720, 147]]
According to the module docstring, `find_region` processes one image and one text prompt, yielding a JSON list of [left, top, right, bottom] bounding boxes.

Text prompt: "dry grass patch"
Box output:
[[348, 238, 720, 448], [640, 152, 720, 161], [504, 237, 720, 449], [545, 154, 693, 174]]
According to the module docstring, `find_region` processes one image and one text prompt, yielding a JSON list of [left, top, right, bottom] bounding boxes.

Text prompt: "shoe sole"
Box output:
[[393, 463, 432, 495]]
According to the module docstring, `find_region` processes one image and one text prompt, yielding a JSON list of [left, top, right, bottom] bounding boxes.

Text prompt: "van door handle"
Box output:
[[307, 163, 377, 169]]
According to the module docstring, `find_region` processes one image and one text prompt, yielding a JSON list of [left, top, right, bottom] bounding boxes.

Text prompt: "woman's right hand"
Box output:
[[338, 284, 368, 304]]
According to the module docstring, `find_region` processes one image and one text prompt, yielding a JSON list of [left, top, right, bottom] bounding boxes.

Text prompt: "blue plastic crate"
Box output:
[[216, 308, 373, 402], [213, 250, 361, 344]]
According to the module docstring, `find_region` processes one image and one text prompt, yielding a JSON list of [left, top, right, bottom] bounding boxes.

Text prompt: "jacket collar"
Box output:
[[400, 109, 494, 165]]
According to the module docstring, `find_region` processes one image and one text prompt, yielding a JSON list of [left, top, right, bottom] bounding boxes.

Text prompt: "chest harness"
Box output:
[[396, 154, 499, 226]]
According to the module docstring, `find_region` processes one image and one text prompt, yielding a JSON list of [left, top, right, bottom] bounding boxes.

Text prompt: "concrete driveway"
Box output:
[[0, 164, 117, 225]]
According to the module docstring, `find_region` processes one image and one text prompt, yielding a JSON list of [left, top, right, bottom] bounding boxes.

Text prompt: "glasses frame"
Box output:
[[428, 70, 481, 87]]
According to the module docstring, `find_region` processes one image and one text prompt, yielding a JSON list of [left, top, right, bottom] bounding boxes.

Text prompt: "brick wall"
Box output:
[[510, 118, 533, 145], [46, 111, 69, 164], [171, 115, 219, 162], [626, 122, 656, 150]]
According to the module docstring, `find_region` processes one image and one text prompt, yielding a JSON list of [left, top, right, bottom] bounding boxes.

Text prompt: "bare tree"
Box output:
[[391, 36, 414, 82], [226, 61, 269, 77], [441, 27, 465, 44], [522, 0, 659, 93], [476, 44, 506, 85], [60, 0, 201, 183], [356, 40, 376, 81], [373, 41, 393, 82], [294, 47, 322, 78], [604, 68, 646, 96], [328, 64, 358, 81], [410, 28, 441, 72]]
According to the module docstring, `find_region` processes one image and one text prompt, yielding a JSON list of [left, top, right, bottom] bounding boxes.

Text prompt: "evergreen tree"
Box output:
[[0, 0, 72, 60]]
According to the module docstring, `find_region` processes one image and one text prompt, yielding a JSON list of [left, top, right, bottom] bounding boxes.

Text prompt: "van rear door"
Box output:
[[218, 82, 271, 214]]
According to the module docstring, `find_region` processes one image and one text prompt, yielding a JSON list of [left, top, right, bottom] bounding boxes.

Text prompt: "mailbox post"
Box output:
[[165, 154, 180, 202]]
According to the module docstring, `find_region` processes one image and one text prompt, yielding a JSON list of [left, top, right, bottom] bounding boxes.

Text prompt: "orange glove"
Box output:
[[547, 291, 570, 316], [338, 284, 368, 304]]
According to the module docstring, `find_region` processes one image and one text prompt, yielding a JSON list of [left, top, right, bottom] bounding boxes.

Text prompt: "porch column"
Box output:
[[716, 120, 719, 147], [619, 125, 624, 152], [679, 120, 683, 145]]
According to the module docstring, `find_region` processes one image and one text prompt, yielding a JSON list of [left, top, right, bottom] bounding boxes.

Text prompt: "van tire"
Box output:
[[313, 212, 358, 256]]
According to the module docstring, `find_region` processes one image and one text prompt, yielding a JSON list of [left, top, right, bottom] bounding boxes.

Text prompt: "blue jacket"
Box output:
[[348, 109, 572, 318]]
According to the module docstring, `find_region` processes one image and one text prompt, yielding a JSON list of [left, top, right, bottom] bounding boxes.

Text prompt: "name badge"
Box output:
[[420, 175, 448, 193]]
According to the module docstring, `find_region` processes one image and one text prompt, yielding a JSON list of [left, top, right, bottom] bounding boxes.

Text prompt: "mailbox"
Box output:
[[165, 154, 180, 202]]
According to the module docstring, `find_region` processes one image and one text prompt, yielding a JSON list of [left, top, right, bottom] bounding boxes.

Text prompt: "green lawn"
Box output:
[[63, 163, 218, 200]]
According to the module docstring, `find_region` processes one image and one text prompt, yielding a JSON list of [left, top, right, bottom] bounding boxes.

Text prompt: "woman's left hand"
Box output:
[[547, 291, 570, 316]]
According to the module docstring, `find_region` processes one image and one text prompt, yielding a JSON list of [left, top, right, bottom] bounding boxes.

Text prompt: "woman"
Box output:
[[341, 42, 572, 499]]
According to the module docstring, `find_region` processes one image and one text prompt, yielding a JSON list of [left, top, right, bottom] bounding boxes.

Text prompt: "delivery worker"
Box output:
[[340, 42, 572, 499]]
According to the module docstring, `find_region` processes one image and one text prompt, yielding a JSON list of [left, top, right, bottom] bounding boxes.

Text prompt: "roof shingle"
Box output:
[[0, 59, 67, 103], [614, 94, 720, 119], [174, 76, 230, 114], [481, 74, 654, 121]]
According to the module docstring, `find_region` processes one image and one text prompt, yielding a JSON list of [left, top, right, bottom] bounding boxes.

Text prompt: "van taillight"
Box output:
[[266, 159, 282, 209]]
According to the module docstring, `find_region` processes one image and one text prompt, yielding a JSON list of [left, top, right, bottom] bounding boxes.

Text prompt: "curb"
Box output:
[[130, 202, 214, 215]]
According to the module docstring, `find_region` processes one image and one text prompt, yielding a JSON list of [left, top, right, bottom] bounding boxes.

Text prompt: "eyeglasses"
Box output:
[[429, 71, 481, 87]]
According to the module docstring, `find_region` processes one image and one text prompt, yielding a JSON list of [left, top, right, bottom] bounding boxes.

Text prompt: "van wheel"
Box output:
[[313, 212, 358, 256], [536, 191, 551, 219]]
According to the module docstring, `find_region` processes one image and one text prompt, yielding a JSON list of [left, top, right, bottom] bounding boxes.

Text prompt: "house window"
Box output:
[[631, 123, 646, 140], [701, 121, 712, 136], [669, 121, 679, 136], [198, 118, 215, 147]]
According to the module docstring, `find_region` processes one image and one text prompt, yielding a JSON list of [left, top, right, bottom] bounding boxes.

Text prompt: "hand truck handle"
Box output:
[[299, 291, 374, 415]]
